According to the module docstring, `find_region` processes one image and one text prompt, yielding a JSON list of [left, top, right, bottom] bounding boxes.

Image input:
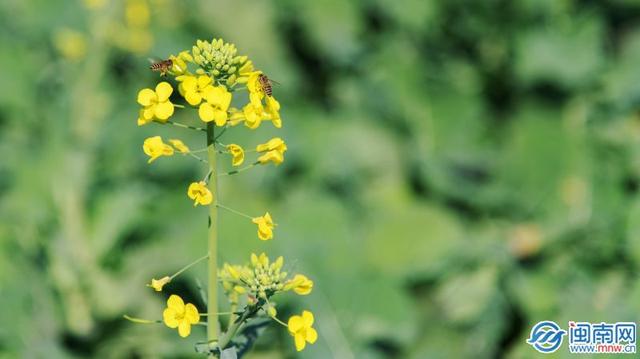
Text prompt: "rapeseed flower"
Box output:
[[162, 295, 200, 338], [252, 213, 275, 241], [143, 136, 174, 163], [137, 82, 175, 125], [187, 181, 213, 206], [288, 311, 318, 351]]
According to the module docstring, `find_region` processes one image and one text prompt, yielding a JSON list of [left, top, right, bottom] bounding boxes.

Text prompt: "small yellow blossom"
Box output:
[[169, 139, 190, 154], [258, 150, 284, 165], [228, 108, 245, 126], [148, 276, 171, 291], [162, 295, 200, 338], [288, 311, 318, 351], [169, 51, 193, 75], [247, 71, 265, 107], [256, 137, 287, 153], [187, 181, 213, 206], [257, 138, 287, 165], [243, 103, 265, 129], [137, 82, 175, 125], [181, 75, 213, 106], [285, 274, 314, 295], [143, 136, 174, 163], [226, 144, 244, 166], [199, 86, 232, 126], [252, 212, 275, 241]]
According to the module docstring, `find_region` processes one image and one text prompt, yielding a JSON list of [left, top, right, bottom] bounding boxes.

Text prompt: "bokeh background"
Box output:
[[2, 0, 640, 358]]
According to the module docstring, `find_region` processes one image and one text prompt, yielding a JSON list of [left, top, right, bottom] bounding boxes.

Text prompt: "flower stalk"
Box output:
[[206, 122, 219, 352]]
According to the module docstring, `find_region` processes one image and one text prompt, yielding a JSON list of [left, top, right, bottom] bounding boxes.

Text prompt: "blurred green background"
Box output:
[[2, 0, 640, 358]]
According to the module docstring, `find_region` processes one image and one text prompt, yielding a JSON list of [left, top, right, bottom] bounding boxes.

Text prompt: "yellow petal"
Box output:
[[163, 308, 179, 328], [302, 311, 314, 327], [155, 82, 173, 102], [288, 315, 303, 333], [185, 90, 202, 106], [178, 321, 191, 337], [142, 106, 154, 120], [184, 303, 200, 324], [199, 103, 215, 122], [137, 88, 156, 106], [219, 90, 232, 111], [197, 188, 213, 205], [306, 327, 318, 344], [249, 91, 263, 108], [197, 75, 212, 88], [180, 76, 198, 94], [154, 101, 174, 120], [294, 333, 306, 351], [167, 294, 185, 311], [213, 109, 228, 127]]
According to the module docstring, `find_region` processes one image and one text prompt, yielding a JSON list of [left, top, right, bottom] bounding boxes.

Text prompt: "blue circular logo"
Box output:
[[526, 321, 567, 353]]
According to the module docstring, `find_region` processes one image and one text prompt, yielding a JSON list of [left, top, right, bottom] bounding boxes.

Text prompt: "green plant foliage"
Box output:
[[1, 0, 640, 357]]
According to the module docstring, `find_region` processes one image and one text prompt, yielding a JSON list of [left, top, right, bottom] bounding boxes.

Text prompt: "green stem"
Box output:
[[206, 123, 219, 355], [216, 203, 253, 220], [170, 254, 209, 280], [187, 152, 208, 164], [166, 120, 206, 132], [218, 162, 259, 176], [219, 311, 250, 349], [123, 315, 162, 324]]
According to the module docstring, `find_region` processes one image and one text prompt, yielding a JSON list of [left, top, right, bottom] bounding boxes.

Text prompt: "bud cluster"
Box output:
[[192, 38, 253, 86]]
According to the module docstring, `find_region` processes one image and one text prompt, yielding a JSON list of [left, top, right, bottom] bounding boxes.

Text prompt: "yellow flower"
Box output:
[[265, 96, 282, 128], [242, 102, 264, 129], [258, 150, 284, 165], [227, 108, 245, 126], [256, 137, 287, 153], [247, 71, 265, 107], [181, 75, 213, 106], [226, 144, 244, 166], [199, 85, 232, 126], [187, 181, 213, 206], [148, 276, 171, 292], [257, 138, 287, 165], [137, 82, 175, 125], [162, 295, 200, 338], [285, 274, 314, 295], [288, 311, 318, 351], [169, 51, 193, 76], [252, 212, 275, 241], [143, 136, 174, 163], [169, 139, 190, 154]]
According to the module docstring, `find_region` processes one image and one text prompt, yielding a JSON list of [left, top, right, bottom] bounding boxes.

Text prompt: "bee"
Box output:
[[258, 74, 279, 97], [148, 58, 173, 76]]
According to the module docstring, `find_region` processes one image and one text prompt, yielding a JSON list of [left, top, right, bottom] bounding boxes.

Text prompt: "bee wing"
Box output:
[[147, 57, 163, 64], [269, 78, 281, 86]]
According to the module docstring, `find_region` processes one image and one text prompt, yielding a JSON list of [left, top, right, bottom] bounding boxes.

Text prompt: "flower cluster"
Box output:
[[220, 253, 313, 302], [127, 38, 318, 356]]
